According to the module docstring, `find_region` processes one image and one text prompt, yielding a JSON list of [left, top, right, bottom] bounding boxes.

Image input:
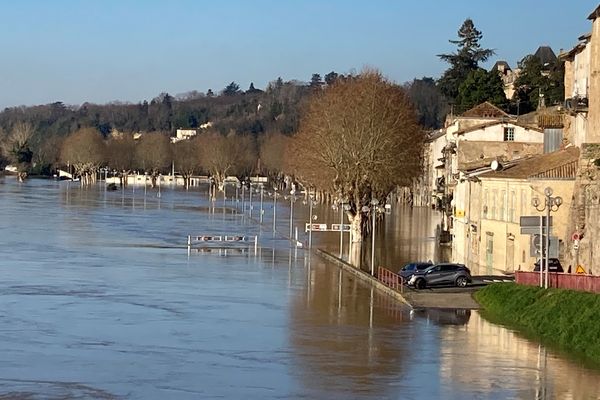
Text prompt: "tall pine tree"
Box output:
[[437, 19, 495, 101]]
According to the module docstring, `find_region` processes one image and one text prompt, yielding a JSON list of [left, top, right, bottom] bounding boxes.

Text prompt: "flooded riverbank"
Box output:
[[0, 177, 598, 399]]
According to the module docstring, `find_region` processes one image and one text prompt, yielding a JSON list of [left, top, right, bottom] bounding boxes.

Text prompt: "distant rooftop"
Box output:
[[479, 146, 579, 180], [461, 101, 510, 119], [533, 46, 557, 66], [588, 4, 600, 20], [491, 60, 511, 72]]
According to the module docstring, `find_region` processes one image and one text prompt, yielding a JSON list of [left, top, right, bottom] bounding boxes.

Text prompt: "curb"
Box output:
[[314, 248, 413, 309]]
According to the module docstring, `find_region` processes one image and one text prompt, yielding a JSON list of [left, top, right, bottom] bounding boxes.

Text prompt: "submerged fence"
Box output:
[[515, 271, 600, 293]]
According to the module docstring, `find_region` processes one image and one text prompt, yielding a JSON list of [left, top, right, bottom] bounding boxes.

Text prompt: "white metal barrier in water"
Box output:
[[187, 234, 258, 255]]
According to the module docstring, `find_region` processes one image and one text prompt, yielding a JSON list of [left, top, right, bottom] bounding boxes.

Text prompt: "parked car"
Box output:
[[397, 261, 433, 280], [533, 258, 564, 273], [408, 263, 472, 289]]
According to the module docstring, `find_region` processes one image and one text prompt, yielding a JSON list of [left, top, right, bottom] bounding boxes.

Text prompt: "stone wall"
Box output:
[[457, 141, 544, 170], [566, 144, 600, 274]]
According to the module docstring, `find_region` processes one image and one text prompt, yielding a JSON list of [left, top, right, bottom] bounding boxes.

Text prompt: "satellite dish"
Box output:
[[491, 160, 503, 171]]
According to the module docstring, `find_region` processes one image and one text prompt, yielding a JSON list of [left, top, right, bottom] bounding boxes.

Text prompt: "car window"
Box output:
[[416, 263, 430, 270], [440, 265, 457, 272]]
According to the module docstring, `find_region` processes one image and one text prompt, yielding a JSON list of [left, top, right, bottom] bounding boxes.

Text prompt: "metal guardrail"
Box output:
[[187, 234, 258, 255], [377, 266, 404, 293], [516, 271, 600, 293]]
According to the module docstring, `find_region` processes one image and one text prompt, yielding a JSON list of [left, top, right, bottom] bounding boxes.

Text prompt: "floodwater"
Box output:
[[0, 177, 599, 400]]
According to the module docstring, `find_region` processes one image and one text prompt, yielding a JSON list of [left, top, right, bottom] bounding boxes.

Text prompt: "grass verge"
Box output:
[[475, 283, 600, 363]]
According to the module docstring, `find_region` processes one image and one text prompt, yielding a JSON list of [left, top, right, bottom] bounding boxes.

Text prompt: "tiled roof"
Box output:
[[461, 102, 510, 118], [478, 146, 579, 180], [588, 5, 600, 20], [454, 120, 543, 136]]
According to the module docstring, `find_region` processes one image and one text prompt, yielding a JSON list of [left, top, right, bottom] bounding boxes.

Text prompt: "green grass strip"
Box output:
[[475, 283, 600, 363]]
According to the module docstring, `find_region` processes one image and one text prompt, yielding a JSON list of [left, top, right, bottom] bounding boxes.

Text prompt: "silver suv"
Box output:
[[408, 263, 472, 289]]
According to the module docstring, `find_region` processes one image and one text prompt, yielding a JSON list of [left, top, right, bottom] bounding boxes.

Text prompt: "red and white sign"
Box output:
[[305, 223, 328, 232]]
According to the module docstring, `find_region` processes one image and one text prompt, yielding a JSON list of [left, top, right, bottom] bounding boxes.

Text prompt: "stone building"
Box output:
[[452, 147, 579, 275], [561, 5, 600, 274]]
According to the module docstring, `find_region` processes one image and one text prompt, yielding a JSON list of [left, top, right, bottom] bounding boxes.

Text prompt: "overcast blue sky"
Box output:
[[0, 0, 597, 108]]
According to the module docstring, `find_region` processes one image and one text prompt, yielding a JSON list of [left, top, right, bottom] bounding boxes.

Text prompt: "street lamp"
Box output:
[[273, 188, 278, 233], [249, 182, 254, 218], [259, 183, 264, 223], [532, 187, 563, 289], [337, 198, 348, 258], [308, 191, 317, 249], [241, 181, 246, 214], [370, 199, 379, 276], [288, 187, 297, 238]]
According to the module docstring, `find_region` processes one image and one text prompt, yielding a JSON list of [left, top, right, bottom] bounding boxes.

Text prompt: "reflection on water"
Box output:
[[0, 177, 599, 399]]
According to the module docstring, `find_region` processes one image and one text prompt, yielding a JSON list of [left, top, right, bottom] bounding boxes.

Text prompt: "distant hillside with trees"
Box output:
[[0, 73, 348, 176]]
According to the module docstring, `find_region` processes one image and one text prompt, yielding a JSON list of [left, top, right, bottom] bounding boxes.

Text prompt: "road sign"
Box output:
[[576, 265, 586, 274], [572, 232, 581, 241], [530, 235, 559, 258], [520, 216, 553, 227], [331, 223, 351, 232], [573, 239, 580, 250], [521, 226, 550, 235], [305, 223, 328, 232]]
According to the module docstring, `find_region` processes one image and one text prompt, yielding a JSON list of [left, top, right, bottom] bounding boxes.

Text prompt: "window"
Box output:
[[491, 190, 497, 219], [510, 191, 516, 222], [521, 189, 527, 217], [504, 127, 515, 141], [483, 189, 489, 218], [499, 190, 506, 221]]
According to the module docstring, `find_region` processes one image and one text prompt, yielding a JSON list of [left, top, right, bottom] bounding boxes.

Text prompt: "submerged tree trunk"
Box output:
[[349, 213, 362, 243]]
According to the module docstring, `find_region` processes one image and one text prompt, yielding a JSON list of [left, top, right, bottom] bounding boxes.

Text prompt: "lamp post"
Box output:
[[308, 191, 316, 249], [273, 188, 278, 233], [289, 188, 297, 238], [532, 187, 563, 289], [249, 182, 253, 218], [259, 183, 264, 223], [362, 199, 382, 276], [241, 181, 246, 214], [337, 199, 348, 259]]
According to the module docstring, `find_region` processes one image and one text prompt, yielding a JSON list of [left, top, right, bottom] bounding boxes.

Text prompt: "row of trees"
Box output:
[[58, 128, 288, 189], [50, 71, 422, 245], [0, 73, 351, 174]]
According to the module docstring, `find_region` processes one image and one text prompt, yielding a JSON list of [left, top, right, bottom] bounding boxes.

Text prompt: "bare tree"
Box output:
[[198, 131, 256, 192], [0, 122, 34, 181], [106, 133, 137, 186], [135, 132, 172, 187], [32, 134, 64, 176], [60, 127, 106, 185], [172, 137, 201, 189], [288, 70, 423, 243], [259, 131, 289, 187]]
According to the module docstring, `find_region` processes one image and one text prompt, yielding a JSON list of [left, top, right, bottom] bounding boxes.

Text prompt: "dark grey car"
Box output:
[[397, 261, 433, 280], [408, 263, 472, 289]]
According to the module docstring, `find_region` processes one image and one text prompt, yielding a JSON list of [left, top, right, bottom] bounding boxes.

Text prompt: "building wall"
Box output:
[[451, 179, 481, 269], [477, 179, 574, 274], [427, 134, 448, 201], [457, 124, 543, 143], [588, 17, 600, 142], [446, 117, 502, 135], [457, 141, 544, 170]]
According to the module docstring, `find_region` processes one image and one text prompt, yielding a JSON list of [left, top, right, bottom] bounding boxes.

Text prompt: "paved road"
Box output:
[[402, 275, 514, 309]]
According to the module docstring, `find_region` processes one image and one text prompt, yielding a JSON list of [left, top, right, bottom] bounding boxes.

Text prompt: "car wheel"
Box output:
[[415, 279, 426, 290], [455, 276, 468, 288]]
